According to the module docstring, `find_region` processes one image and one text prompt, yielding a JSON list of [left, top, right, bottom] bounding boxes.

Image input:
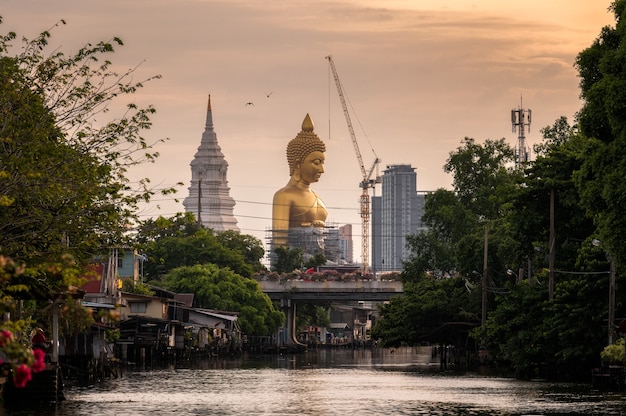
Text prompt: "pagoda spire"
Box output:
[[205, 94, 214, 128], [182, 96, 239, 232]]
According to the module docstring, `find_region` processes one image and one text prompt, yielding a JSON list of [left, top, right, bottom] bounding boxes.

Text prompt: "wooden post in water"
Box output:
[[52, 301, 59, 364]]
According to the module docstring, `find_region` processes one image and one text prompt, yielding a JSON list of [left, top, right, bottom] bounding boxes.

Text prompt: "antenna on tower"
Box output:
[[511, 95, 531, 169]]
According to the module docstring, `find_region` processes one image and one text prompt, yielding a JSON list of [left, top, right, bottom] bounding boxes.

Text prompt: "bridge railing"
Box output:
[[259, 279, 403, 301], [260, 279, 403, 292]]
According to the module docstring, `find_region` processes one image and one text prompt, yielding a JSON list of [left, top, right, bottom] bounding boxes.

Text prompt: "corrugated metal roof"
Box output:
[[193, 309, 238, 322]]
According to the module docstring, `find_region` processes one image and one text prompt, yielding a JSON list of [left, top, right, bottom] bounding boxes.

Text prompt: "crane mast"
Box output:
[[326, 55, 379, 274]]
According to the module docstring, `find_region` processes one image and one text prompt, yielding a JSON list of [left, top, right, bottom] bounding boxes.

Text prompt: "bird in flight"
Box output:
[[266, 92, 273, 98], [245, 102, 255, 106]]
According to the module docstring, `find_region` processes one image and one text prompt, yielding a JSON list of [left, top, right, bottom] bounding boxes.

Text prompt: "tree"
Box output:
[[0, 18, 176, 267], [472, 283, 548, 379], [161, 264, 284, 335], [216, 230, 265, 272], [136, 214, 259, 279], [444, 137, 518, 220], [304, 253, 326, 270], [296, 303, 331, 331], [371, 276, 480, 348], [513, 117, 593, 274], [271, 247, 303, 274], [135, 212, 203, 243], [408, 137, 520, 279], [473, 119, 603, 380], [574, 0, 626, 267], [0, 18, 172, 387], [375, 137, 520, 350]]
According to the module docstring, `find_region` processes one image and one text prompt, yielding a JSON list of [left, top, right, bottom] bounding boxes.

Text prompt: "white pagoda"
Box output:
[[182, 96, 239, 232]]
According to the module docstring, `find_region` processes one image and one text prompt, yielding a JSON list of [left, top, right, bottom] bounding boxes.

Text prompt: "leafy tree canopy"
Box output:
[[0, 18, 176, 268], [0, 17, 173, 379], [574, 0, 626, 268], [271, 246, 304, 274], [136, 213, 264, 279], [160, 264, 283, 336]]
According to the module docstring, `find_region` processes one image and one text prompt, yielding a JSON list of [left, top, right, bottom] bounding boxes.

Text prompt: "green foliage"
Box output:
[[472, 283, 549, 379], [601, 338, 625, 365], [574, 0, 626, 268], [271, 246, 304, 274], [514, 119, 592, 277], [296, 303, 331, 330], [160, 264, 284, 335], [121, 277, 154, 296], [216, 230, 266, 272], [0, 18, 179, 376], [104, 328, 120, 344], [378, 113, 612, 380], [444, 137, 518, 220], [59, 297, 95, 337], [136, 212, 203, 243], [422, 189, 478, 244], [304, 254, 326, 270], [137, 214, 256, 278], [372, 275, 480, 347], [0, 19, 177, 267]]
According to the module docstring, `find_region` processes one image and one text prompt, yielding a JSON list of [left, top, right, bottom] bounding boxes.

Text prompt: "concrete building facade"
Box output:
[[371, 164, 426, 273], [338, 224, 354, 264]]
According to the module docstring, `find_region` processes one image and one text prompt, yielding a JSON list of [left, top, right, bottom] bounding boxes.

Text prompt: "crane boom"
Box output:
[[326, 55, 379, 274], [326, 56, 367, 179]]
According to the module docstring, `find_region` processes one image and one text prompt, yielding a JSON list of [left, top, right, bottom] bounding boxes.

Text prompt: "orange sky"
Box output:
[[2, 0, 616, 263]]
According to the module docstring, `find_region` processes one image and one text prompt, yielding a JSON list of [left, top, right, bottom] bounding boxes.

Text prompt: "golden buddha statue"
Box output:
[[272, 114, 328, 249]]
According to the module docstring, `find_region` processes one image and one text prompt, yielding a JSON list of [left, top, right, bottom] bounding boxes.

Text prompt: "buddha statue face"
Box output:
[[297, 150, 325, 185], [286, 114, 326, 180]]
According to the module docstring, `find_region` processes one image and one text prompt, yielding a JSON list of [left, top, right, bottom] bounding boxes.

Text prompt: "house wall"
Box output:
[[120, 296, 167, 320], [117, 249, 139, 282]]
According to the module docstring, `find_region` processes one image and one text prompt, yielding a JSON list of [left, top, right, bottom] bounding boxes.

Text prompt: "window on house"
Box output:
[[117, 257, 124, 268], [129, 302, 147, 313]]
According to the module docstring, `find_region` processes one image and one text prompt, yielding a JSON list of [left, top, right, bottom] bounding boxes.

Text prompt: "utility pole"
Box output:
[[609, 254, 616, 344], [197, 177, 203, 227], [592, 238, 616, 345], [482, 226, 488, 326], [549, 188, 555, 300]]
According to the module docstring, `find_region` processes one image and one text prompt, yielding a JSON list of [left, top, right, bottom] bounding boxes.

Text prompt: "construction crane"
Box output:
[[326, 55, 380, 274]]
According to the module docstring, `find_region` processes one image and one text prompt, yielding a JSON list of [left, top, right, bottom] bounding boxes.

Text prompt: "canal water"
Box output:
[[2, 347, 626, 415]]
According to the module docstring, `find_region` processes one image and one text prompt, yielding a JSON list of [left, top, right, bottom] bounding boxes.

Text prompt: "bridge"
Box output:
[[259, 279, 404, 302], [258, 279, 404, 347]]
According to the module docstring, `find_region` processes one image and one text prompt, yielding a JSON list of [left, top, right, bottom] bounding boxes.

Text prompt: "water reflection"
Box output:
[[2, 348, 626, 416]]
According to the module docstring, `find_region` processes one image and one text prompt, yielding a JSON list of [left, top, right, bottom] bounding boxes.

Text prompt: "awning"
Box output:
[[81, 301, 116, 309]]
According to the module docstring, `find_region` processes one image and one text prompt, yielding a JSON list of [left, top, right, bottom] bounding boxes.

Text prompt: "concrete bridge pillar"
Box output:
[[280, 298, 305, 349]]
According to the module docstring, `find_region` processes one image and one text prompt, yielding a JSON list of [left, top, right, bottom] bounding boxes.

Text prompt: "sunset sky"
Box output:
[[2, 1, 616, 263]]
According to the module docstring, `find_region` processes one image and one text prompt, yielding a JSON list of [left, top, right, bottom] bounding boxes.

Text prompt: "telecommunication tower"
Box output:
[[511, 96, 531, 169]]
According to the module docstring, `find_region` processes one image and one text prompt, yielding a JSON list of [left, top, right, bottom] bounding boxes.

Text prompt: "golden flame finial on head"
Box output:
[[302, 113, 314, 132]]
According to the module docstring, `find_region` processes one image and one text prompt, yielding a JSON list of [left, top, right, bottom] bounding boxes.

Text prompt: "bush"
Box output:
[[600, 338, 625, 365]]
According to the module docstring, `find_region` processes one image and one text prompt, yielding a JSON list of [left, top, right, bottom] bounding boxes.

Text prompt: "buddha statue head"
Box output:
[[286, 114, 326, 177]]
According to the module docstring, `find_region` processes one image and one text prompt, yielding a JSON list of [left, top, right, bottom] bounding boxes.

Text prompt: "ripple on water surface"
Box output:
[[55, 366, 626, 416]]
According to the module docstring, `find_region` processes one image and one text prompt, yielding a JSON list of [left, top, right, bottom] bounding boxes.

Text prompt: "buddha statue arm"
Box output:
[[272, 191, 291, 247]]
